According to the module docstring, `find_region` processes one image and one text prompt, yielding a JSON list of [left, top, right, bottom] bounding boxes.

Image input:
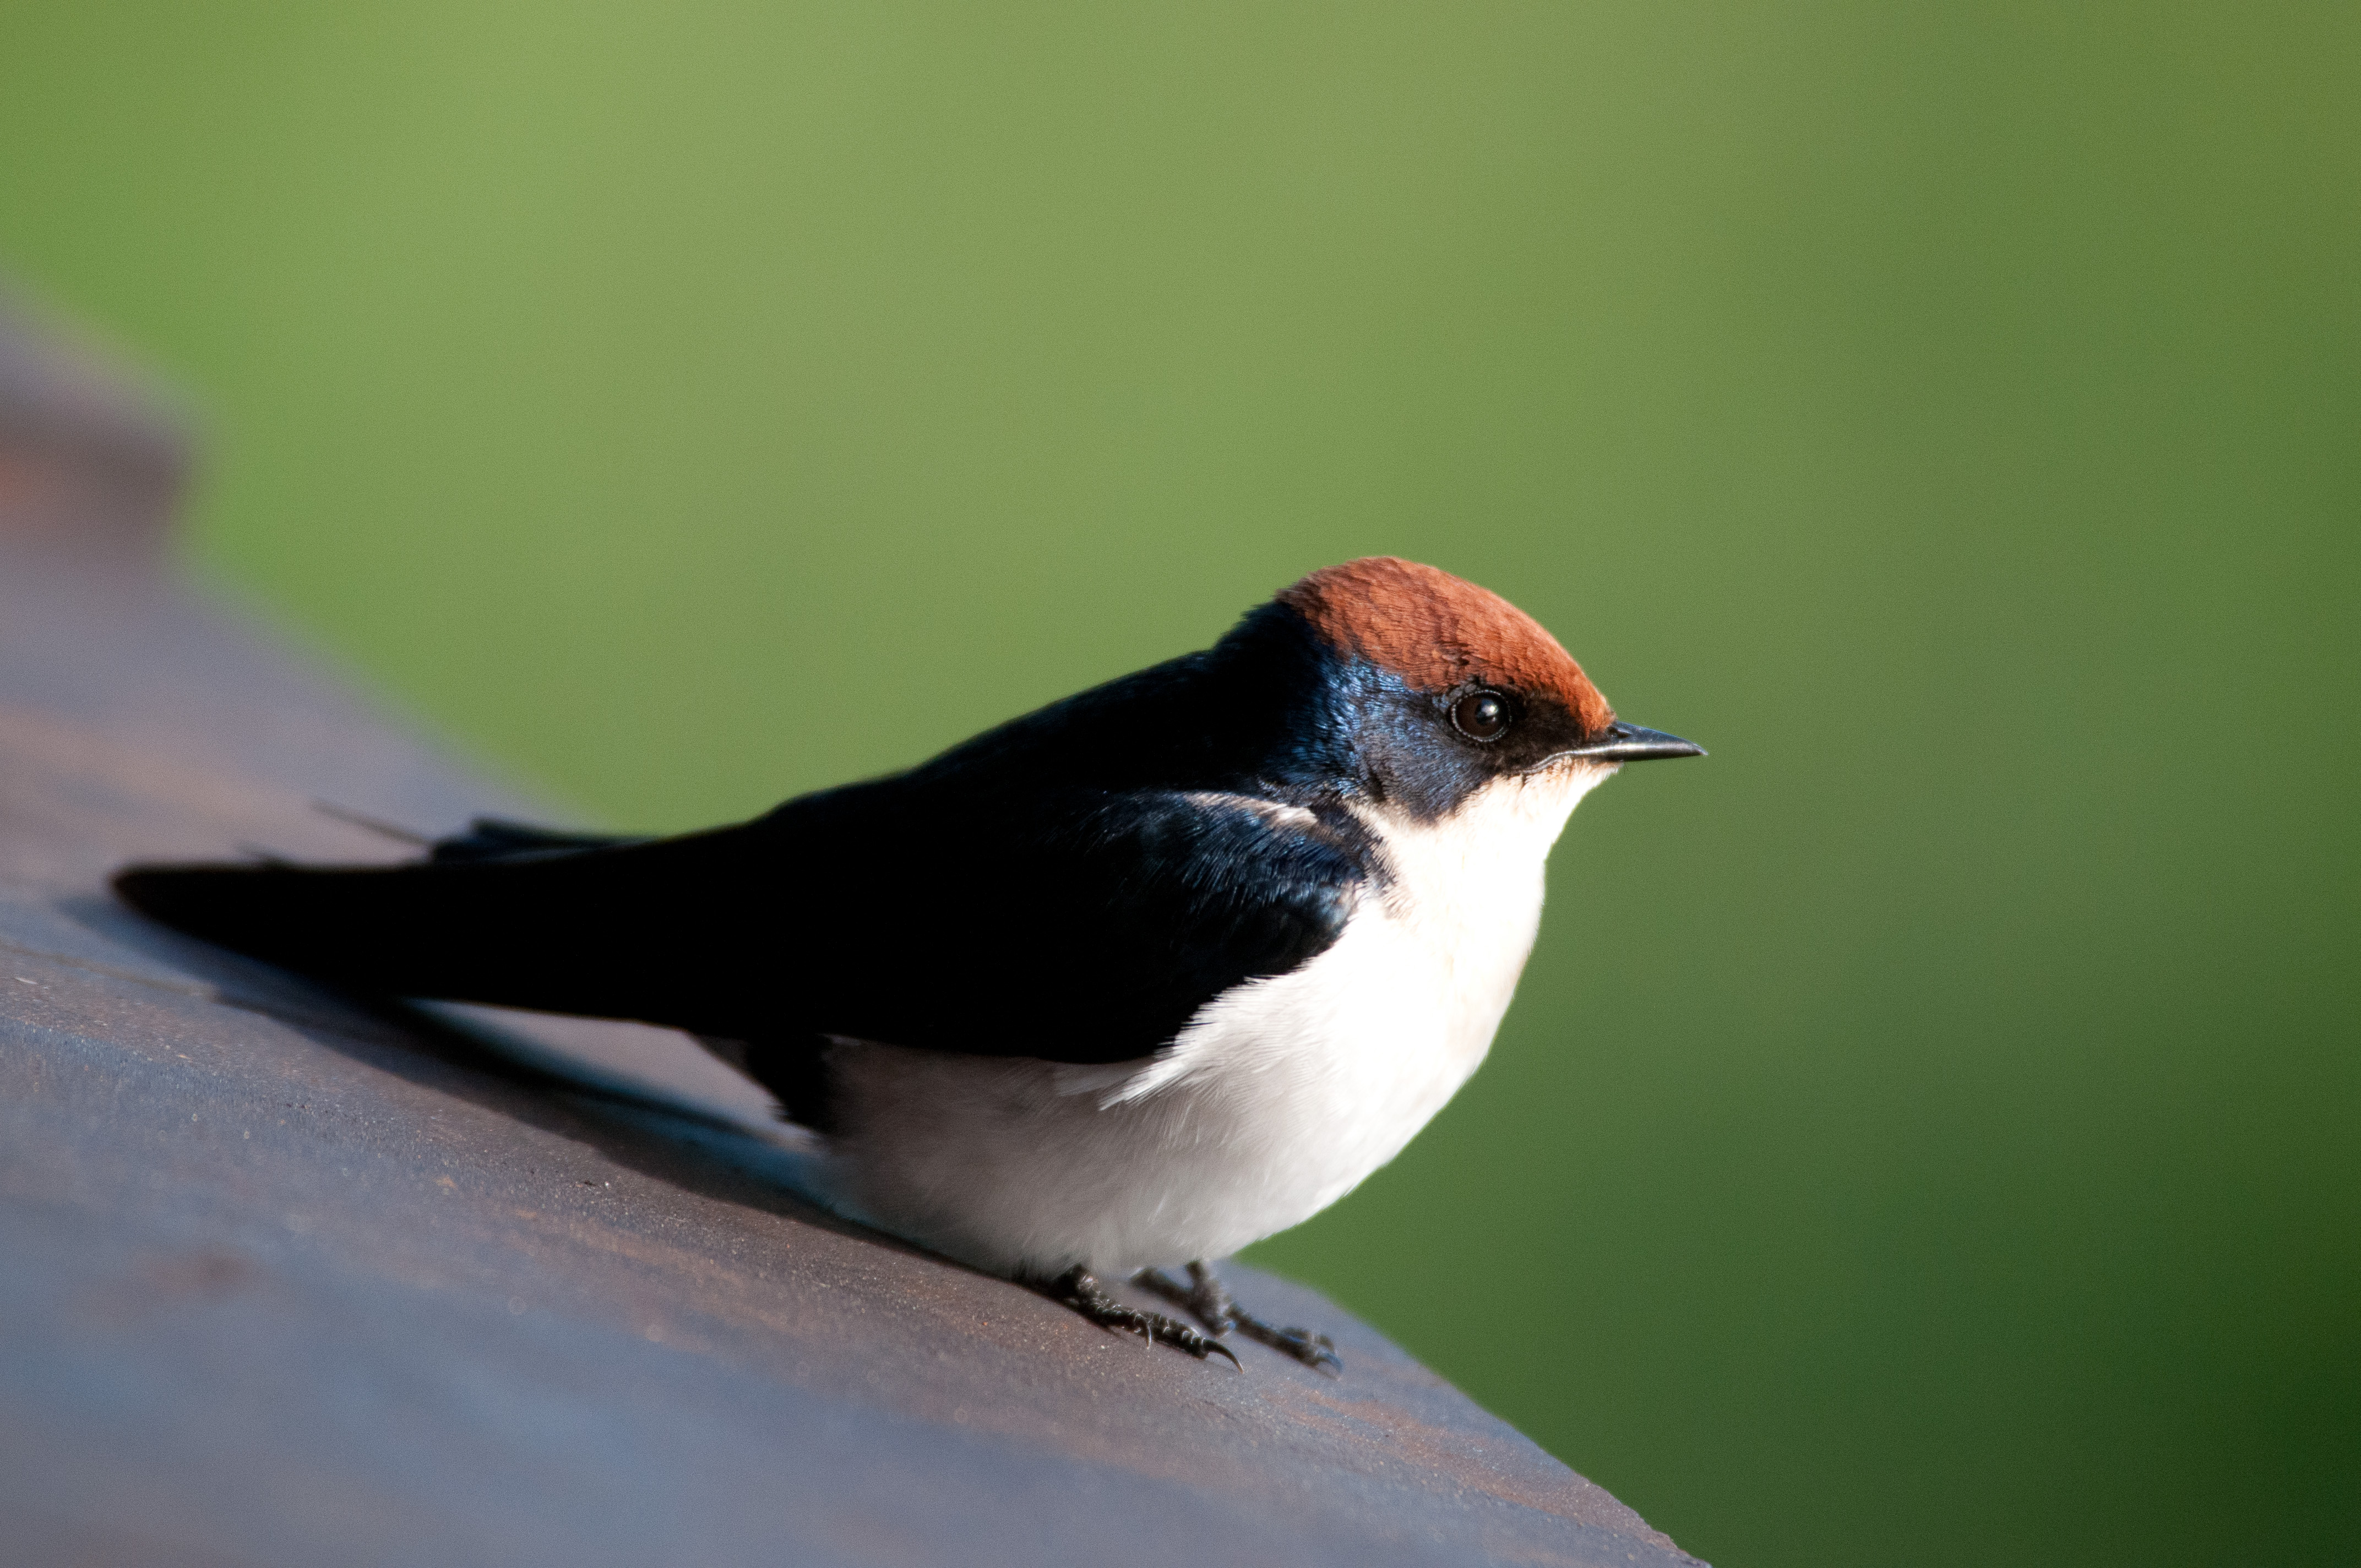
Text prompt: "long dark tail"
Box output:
[[112, 819, 771, 1038]]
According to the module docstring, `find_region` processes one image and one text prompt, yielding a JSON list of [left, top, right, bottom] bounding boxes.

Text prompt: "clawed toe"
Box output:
[[1191, 1334, 1242, 1369], [1041, 1266, 1242, 1368], [1134, 1260, 1345, 1374], [1242, 1320, 1342, 1374], [1042, 1262, 1343, 1374]]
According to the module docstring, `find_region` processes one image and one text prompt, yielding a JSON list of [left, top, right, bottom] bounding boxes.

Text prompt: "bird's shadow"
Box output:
[[53, 890, 956, 1273], [57, 891, 1324, 1374]]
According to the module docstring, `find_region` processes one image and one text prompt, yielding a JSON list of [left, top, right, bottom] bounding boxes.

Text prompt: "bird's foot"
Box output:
[[1136, 1261, 1342, 1374], [1040, 1266, 1239, 1368]]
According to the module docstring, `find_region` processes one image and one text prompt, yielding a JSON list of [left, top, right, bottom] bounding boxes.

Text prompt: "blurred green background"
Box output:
[[4, 3, 2354, 1562]]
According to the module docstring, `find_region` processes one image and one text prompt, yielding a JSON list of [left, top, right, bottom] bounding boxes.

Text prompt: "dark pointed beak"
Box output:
[[1562, 721, 1706, 763]]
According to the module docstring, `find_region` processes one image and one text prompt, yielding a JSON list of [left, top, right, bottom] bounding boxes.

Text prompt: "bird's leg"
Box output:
[[1159, 1260, 1238, 1335], [1038, 1266, 1239, 1368], [1136, 1261, 1342, 1374]]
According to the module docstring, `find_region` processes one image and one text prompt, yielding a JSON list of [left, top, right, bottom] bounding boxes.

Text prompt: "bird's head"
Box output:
[[1264, 556, 1702, 822]]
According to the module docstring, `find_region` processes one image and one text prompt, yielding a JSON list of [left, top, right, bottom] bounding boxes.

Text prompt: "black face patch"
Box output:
[[1320, 664, 1595, 822]]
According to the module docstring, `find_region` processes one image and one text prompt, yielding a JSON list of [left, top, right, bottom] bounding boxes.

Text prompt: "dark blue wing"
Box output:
[[815, 786, 1368, 1061], [113, 785, 1367, 1066]]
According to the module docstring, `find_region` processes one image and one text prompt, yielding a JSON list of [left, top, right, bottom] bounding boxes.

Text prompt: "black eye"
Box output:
[[1450, 690, 1513, 743]]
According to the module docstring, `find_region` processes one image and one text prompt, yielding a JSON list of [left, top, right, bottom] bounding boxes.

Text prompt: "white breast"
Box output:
[[814, 763, 1613, 1278]]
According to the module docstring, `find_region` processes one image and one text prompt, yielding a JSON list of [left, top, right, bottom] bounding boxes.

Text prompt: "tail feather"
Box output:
[[112, 826, 765, 1037], [426, 817, 645, 864]]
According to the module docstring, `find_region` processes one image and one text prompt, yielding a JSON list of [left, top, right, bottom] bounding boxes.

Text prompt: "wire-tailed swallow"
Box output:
[[115, 557, 1704, 1368]]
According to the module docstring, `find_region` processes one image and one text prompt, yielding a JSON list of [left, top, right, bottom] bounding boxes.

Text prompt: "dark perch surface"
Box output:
[[0, 295, 1701, 1568]]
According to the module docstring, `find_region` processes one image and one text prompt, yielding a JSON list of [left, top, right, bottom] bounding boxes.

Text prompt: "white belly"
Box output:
[[815, 764, 1610, 1276]]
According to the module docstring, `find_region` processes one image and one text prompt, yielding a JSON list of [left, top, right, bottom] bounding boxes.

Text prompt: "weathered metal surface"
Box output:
[[0, 295, 1701, 1567]]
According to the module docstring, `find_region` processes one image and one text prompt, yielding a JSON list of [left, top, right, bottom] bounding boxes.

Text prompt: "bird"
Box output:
[[114, 556, 1702, 1370]]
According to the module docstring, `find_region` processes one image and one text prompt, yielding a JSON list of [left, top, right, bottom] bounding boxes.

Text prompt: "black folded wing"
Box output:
[[113, 783, 1366, 1065]]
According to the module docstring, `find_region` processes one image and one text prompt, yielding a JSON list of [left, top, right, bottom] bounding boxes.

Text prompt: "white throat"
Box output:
[[1354, 760, 1612, 1074]]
